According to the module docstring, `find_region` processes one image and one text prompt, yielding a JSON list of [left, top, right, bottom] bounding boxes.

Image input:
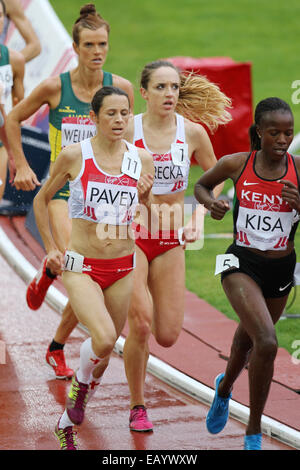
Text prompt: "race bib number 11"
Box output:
[[122, 151, 141, 180], [64, 250, 84, 273]]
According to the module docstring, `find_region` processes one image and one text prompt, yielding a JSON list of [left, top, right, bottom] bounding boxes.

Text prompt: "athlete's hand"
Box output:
[[137, 173, 154, 205], [46, 249, 64, 276], [280, 179, 300, 211], [210, 199, 230, 220], [13, 165, 41, 191]]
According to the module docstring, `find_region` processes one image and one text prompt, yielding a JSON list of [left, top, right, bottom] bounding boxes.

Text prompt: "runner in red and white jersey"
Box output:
[[122, 59, 232, 432], [33, 86, 154, 450], [6, 3, 134, 380], [194, 97, 300, 450]]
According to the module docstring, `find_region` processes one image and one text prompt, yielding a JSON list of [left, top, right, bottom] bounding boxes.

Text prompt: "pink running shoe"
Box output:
[[66, 374, 89, 425], [46, 347, 74, 380], [26, 257, 57, 310], [54, 422, 78, 450], [129, 405, 153, 432]]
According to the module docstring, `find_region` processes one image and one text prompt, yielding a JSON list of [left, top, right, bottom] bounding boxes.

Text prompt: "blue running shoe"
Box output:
[[244, 433, 262, 450], [206, 373, 232, 434]]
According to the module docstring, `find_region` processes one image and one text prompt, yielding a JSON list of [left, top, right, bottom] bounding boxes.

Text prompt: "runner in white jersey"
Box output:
[[6, 4, 134, 380], [33, 86, 154, 450], [122, 60, 232, 432]]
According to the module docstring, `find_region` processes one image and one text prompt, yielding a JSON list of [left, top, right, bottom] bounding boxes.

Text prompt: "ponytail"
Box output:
[[176, 72, 232, 132], [249, 123, 261, 150]]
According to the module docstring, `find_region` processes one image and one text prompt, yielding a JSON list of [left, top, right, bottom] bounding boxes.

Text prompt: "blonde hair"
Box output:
[[140, 60, 232, 133], [177, 72, 232, 133]]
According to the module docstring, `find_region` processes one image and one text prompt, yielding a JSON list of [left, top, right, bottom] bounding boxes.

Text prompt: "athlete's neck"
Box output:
[[71, 66, 103, 93], [142, 110, 176, 131]]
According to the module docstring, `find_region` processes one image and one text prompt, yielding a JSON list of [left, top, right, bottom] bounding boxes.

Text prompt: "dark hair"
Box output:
[[72, 3, 110, 45], [91, 86, 130, 115], [0, 0, 6, 15], [249, 97, 293, 150]]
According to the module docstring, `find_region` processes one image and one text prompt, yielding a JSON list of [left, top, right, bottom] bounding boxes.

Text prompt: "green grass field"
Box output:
[[49, 0, 300, 354]]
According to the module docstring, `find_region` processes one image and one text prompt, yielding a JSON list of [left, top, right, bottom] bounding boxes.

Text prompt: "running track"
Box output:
[[0, 215, 297, 453]]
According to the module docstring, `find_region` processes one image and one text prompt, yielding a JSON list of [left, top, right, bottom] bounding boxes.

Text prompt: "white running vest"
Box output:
[[133, 113, 190, 195], [68, 138, 139, 226]]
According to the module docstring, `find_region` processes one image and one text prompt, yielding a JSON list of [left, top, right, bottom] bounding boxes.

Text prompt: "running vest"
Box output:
[[0, 44, 13, 114], [133, 113, 190, 195], [233, 151, 300, 251], [48, 70, 113, 162], [68, 138, 139, 226]]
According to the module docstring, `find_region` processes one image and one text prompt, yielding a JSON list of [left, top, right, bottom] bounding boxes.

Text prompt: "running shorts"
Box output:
[[133, 223, 183, 263], [221, 243, 296, 298], [64, 251, 135, 290]]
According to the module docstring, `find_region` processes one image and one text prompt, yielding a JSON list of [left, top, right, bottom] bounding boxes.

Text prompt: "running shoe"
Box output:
[[66, 374, 89, 425], [26, 257, 57, 310], [54, 422, 78, 450], [206, 373, 232, 434], [129, 405, 153, 432], [244, 433, 262, 450], [46, 347, 74, 380]]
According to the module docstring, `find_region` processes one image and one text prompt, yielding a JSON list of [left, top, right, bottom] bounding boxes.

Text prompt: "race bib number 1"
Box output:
[[64, 250, 84, 273], [122, 151, 142, 180], [171, 143, 188, 166], [215, 254, 239, 275]]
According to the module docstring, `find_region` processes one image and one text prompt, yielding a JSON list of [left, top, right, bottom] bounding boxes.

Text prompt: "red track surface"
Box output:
[[0, 216, 296, 452]]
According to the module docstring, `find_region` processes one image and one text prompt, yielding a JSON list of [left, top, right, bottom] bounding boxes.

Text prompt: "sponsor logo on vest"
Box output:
[[58, 105, 76, 113]]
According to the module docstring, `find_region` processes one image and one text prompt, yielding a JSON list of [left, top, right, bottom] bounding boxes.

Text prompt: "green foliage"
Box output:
[[49, 0, 300, 353]]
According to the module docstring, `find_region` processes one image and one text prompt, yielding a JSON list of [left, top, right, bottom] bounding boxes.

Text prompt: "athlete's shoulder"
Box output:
[[217, 152, 249, 174]]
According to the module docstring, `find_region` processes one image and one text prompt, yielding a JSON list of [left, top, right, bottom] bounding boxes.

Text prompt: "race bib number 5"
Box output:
[[215, 254, 239, 275], [64, 250, 84, 273]]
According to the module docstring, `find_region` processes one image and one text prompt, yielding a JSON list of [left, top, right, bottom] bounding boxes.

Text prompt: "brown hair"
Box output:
[[140, 60, 232, 133], [72, 3, 110, 45]]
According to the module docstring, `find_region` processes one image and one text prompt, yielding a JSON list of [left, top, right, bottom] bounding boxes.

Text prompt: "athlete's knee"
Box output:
[[254, 331, 278, 361], [91, 329, 117, 358], [128, 307, 152, 342], [154, 326, 181, 348]]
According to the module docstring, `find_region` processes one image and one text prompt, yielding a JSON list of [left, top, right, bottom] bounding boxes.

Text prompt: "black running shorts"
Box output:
[[220, 243, 296, 298]]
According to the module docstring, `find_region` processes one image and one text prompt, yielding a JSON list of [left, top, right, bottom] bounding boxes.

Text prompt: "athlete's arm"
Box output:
[[188, 120, 224, 198], [280, 155, 300, 212], [33, 145, 78, 273], [5, 0, 41, 62], [194, 152, 246, 219], [183, 121, 224, 238], [9, 48, 25, 106], [6, 76, 61, 191]]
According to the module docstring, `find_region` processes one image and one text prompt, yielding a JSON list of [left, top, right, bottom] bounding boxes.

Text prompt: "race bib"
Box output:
[[64, 250, 84, 273], [215, 254, 239, 275], [171, 143, 188, 166], [61, 117, 96, 148], [0, 64, 13, 112], [121, 150, 141, 180]]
